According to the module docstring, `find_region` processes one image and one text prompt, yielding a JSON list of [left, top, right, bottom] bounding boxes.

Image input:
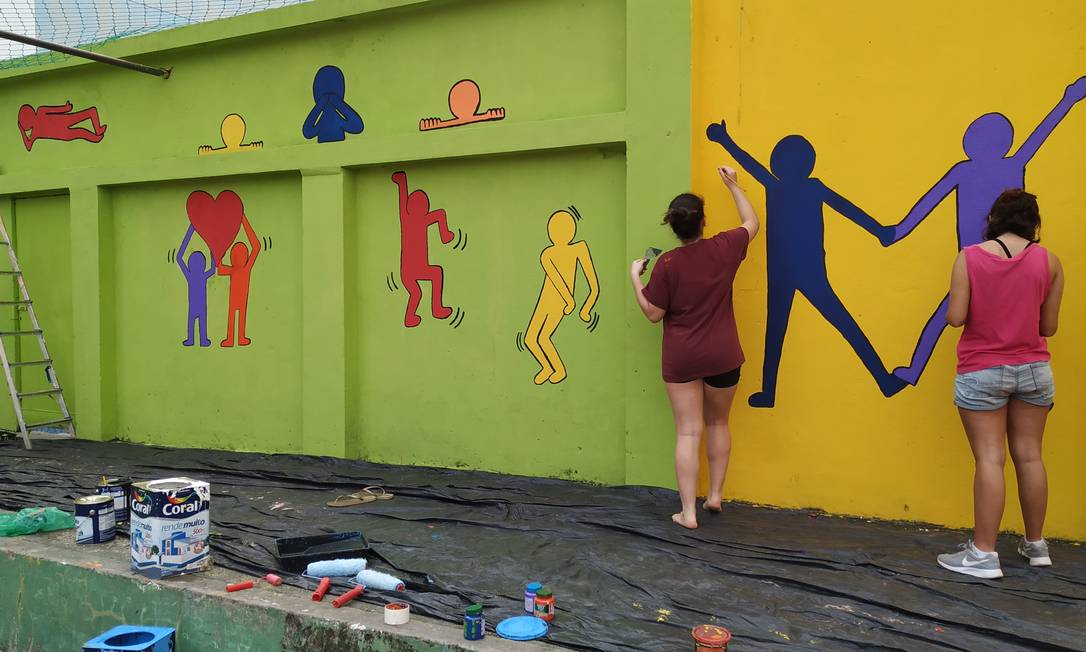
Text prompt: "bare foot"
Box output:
[[672, 513, 697, 529], [703, 500, 722, 513]]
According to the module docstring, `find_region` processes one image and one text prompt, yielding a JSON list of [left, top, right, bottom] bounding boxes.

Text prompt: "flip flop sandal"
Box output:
[[359, 486, 394, 501], [326, 493, 378, 508]]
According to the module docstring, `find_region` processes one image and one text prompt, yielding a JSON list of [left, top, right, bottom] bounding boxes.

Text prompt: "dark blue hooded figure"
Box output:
[[302, 65, 364, 143]]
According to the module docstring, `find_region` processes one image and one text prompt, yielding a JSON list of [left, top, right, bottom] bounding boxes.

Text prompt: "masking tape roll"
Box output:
[[384, 602, 411, 625]]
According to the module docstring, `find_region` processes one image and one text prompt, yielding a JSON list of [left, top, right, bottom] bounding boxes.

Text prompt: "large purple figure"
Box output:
[[177, 225, 216, 347], [890, 77, 1086, 385]]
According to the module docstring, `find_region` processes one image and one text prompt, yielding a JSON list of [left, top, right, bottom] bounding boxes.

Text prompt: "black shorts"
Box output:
[[703, 367, 741, 389]]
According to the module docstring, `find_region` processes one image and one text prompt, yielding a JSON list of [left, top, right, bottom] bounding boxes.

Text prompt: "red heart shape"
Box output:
[[186, 190, 244, 265]]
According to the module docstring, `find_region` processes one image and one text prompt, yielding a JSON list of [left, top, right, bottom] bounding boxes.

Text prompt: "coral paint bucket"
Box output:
[[692, 625, 731, 651]]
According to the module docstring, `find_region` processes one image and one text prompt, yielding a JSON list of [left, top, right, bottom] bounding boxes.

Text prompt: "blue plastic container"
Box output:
[[82, 625, 175, 651]]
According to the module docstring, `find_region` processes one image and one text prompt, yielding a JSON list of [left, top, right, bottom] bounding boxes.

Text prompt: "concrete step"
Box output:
[[0, 523, 559, 652]]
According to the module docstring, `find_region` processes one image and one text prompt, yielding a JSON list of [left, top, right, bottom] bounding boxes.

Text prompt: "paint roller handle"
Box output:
[[332, 585, 365, 608], [312, 577, 331, 602]]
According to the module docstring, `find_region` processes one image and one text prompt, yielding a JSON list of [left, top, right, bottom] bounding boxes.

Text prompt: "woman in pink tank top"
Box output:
[[937, 189, 1065, 579]]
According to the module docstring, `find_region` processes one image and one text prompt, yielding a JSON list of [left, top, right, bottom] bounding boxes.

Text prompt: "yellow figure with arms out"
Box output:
[[198, 114, 263, 155]]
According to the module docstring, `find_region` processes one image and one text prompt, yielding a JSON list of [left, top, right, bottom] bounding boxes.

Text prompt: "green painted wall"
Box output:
[[110, 176, 303, 450], [351, 150, 626, 480], [0, 0, 690, 485]]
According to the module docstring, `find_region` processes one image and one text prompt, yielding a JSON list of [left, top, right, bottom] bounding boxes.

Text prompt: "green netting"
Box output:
[[0, 0, 310, 70]]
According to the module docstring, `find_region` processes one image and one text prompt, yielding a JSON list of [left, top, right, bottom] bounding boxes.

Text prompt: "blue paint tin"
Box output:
[[96, 476, 132, 523], [75, 495, 115, 544], [463, 604, 485, 641]]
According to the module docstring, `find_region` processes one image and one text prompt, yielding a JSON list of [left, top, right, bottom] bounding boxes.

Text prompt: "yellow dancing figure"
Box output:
[[524, 210, 599, 384]]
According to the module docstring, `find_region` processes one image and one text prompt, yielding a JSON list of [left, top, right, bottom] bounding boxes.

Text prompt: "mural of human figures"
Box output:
[[198, 114, 263, 155], [218, 213, 261, 347], [302, 65, 364, 143], [419, 79, 506, 131], [177, 225, 216, 347], [888, 76, 1086, 385], [391, 171, 456, 327], [18, 102, 107, 151], [707, 120, 905, 408], [522, 208, 600, 385], [179, 189, 262, 347]]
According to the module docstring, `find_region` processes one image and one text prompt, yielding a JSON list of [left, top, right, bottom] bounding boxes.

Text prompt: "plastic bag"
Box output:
[[0, 507, 75, 537]]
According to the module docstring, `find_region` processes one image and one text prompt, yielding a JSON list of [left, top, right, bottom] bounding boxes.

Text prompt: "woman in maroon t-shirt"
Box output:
[[630, 167, 759, 529]]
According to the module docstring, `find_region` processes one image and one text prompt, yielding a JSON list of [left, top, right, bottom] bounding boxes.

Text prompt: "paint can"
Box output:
[[691, 624, 731, 651], [524, 581, 542, 613], [130, 478, 211, 579], [95, 476, 132, 523], [384, 602, 411, 626], [463, 604, 485, 640], [533, 587, 555, 623], [75, 495, 115, 544]]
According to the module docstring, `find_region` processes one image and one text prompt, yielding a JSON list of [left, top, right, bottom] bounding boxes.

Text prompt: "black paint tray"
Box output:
[[274, 531, 370, 572]]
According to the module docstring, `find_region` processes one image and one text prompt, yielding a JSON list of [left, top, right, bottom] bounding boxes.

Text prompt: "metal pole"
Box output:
[[0, 29, 171, 79]]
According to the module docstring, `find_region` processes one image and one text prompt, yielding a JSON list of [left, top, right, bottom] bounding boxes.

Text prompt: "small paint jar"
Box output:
[[533, 587, 555, 622], [463, 604, 485, 641], [524, 581, 542, 613], [691, 624, 731, 651]]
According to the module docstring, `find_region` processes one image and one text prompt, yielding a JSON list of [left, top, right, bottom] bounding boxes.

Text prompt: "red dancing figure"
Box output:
[[18, 102, 107, 151], [391, 171, 455, 327]]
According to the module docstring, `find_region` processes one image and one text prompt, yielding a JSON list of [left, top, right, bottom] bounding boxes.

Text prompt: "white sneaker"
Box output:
[[1017, 537, 1052, 567], [937, 540, 1003, 579]]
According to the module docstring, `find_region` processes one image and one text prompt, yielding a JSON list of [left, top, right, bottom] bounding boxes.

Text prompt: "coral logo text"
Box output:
[[131, 490, 152, 516], [163, 492, 202, 516]]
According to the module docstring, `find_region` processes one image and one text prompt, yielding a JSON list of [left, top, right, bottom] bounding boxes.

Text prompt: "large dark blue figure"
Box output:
[[302, 65, 364, 143], [707, 120, 906, 408]]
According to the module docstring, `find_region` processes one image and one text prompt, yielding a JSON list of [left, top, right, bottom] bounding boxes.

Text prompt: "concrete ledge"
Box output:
[[0, 527, 558, 652]]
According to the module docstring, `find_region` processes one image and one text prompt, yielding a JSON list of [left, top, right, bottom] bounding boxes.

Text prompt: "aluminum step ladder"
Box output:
[[0, 213, 74, 449]]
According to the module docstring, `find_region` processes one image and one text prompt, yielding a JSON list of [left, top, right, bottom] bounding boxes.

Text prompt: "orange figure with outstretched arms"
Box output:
[[217, 214, 261, 346]]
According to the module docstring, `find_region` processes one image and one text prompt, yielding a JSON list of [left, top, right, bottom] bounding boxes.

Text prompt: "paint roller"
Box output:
[[355, 568, 405, 591], [305, 558, 367, 577]]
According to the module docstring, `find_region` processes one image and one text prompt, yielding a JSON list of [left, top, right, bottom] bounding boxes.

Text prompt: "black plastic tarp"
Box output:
[[1, 440, 1083, 650]]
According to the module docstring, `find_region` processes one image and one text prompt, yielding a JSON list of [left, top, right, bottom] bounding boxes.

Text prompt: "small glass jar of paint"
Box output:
[[523, 581, 542, 613], [463, 604, 485, 640], [533, 587, 555, 622]]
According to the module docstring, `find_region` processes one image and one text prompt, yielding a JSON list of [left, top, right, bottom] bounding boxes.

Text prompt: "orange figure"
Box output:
[[419, 80, 505, 131], [18, 102, 107, 151], [217, 213, 261, 346]]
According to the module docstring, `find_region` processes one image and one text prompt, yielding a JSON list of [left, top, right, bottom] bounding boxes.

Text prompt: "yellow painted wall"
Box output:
[[693, 0, 1086, 539]]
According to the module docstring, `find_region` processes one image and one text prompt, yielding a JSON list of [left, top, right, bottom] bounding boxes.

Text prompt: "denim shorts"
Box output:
[[954, 362, 1055, 411]]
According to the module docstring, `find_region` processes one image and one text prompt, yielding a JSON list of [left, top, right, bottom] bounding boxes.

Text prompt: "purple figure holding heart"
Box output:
[[177, 224, 216, 347], [889, 76, 1086, 385]]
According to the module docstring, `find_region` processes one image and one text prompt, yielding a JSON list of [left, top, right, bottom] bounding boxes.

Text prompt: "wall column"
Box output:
[[624, 0, 693, 485], [69, 186, 112, 440], [300, 169, 347, 457]]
